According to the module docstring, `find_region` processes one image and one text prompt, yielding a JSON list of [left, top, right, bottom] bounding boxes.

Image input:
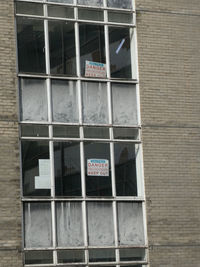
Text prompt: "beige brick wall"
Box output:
[[136, 0, 200, 266], [0, 0, 22, 266]]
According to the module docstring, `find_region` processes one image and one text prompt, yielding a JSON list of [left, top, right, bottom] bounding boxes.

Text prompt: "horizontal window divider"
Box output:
[[22, 197, 145, 202], [89, 261, 147, 266]]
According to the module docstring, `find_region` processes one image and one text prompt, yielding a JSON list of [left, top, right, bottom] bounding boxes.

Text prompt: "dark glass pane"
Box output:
[[109, 27, 132, 78], [78, 8, 103, 21], [49, 21, 76, 75], [113, 128, 139, 140], [54, 142, 81, 196], [53, 126, 79, 138], [25, 251, 53, 264], [16, 2, 43, 16], [22, 141, 50, 196], [107, 0, 132, 9], [89, 249, 115, 262], [48, 6, 74, 18], [17, 17, 45, 73], [84, 127, 109, 139], [120, 248, 145, 261], [21, 125, 48, 137], [48, 0, 73, 3], [84, 142, 112, 196], [114, 143, 137, 196], [79, 24, 105, 77], [108, 11, 133, 24], [57, 250, 85, 263]]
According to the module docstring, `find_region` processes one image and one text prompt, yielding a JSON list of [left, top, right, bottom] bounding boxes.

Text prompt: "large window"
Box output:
[[16, 0, 148, 266]]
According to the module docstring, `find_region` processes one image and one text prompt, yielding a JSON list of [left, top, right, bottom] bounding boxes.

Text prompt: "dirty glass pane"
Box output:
[[53, 126, 79, 138], [79, 24, 105, 77], [78, 0, 103, 7], [112, 83, 137, 125], [17, 17, 45, 73], [49, 21, 76, 75], [48, 6, 74, 18], [16, 2, 43, 15], [113, 128, 139, 140], [107, 0, 132, 9], [54, 142, 81, 196], [22, 141, 50, 196], [108, 12, 133, 24], [117, 202, 145, 245], [82, 82, 108, 124], [79, 9, 103, 21], [87, 202, 114, 246], [114, 143, 137, 196], [20, 78, 48, 122], [24, 202, 52, 248], [89, 249, 115, 262], [21, 125, 48, 137], [25, 251, 53, 264], [52, 80, 79, 123], [48, 0, 73, 3], [56, 202, 84, 247], [57, 250, 85, 263], [84, 142, 112, 196], [84, 127, 109, 139], [120, 248, 145, 261], [109, 27, 132, 78]]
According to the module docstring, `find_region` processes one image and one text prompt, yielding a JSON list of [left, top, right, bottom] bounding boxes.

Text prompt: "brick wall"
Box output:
[[136, 0, 200, 266], [0, 0, 22, 266]]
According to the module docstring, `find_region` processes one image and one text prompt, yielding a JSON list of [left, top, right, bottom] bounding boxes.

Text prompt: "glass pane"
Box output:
[[79, 24, 105, 77], [56, 202, 84, 246], [54, 142, 81, 196], [112, 83, 137, 125], [24, 202, 52, 248], [16, 2, 43, 15], [17, 17, 45, 73], [48, 0, 73, 3], [49, 21, 76, 75], [79, 9, 103, 21], [84, 142, 112, 196], [25, 251, 53, 264], [53, 126, 79, 138], [87, 202, 114, 246], [57, 250, 85, 263], [22, 141, 50, 196], [89, 249, 115, 262], [78, 0, 103, 7], [117, 202, 145, 245], [20, 78, 48, 122], [52, 80, 78, 123], [84, 127, 109, 139], [109, 27, 132, 78], [107, 0, 132, 9], [114, 143, 137, 196], [82, 82, 108, 124], [120, 248, 145, 261], [113, 128, 139, 140], [108, 12, 133, 24], [48, 6, 74, 18], [21, 125, 48, 137]]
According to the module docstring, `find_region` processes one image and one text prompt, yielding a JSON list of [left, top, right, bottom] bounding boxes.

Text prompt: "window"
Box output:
[[16, 0, 148, 266]]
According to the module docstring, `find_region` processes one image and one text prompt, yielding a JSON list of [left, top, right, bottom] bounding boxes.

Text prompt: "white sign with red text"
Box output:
[[87, 159, 109, 177], [85, 61, 106, 78]]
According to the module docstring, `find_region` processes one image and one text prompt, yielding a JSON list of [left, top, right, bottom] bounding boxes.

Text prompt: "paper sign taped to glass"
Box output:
[[87, 159, 109, 176], [85, 60, 106, 78], [35, 159, 51, 189]]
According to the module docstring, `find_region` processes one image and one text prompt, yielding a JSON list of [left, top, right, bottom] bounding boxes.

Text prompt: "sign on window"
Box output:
[[87, 159, 109, 176]]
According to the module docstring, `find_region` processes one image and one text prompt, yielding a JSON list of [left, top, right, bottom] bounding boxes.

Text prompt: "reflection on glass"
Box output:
[[48, 0, 73, 3], [113, 128, 139, 140], [54, 142, 81, 196], [108, 11, 133, 24], [82, 82, 108, 124], [16, 2, 43, 15], [25, 251, 53, 264], [22, 141, 50, 196], [57, 250, 85, 263], [107, 0, 132, 9], [78, 0, 103, 7], [53, 126, 79, 138], [48, 6, 74, 18], [109, 27, 132, 78], [20, 78, 48, 122], [21, 125, 48, 137], [79, 24, 105, 76], [79, 8, 103, 21], [84, 142, 112, 196], [114, 143, 137, 196], [120, 248, 145, 261], [49, 21, 76, 75], [89, 249, 115, 262], [117, 202, 145, 245], [17, 18, 45, 73], [112, 83, 137, 125], [52, 80, 78, 123], [24, 202, 52, 247], [84, 127, 109, 139], [87, 202, 114, 245], [56, 202, 84, 246]]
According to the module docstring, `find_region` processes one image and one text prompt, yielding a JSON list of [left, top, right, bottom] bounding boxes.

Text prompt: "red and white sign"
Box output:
[[87, 159, 109, 177], [85, 61, 106, 78]]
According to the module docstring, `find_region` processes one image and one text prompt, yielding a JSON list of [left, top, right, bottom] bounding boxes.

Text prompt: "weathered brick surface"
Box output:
[[0, 0, 22, 266], [136, 0, 200, 266]]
